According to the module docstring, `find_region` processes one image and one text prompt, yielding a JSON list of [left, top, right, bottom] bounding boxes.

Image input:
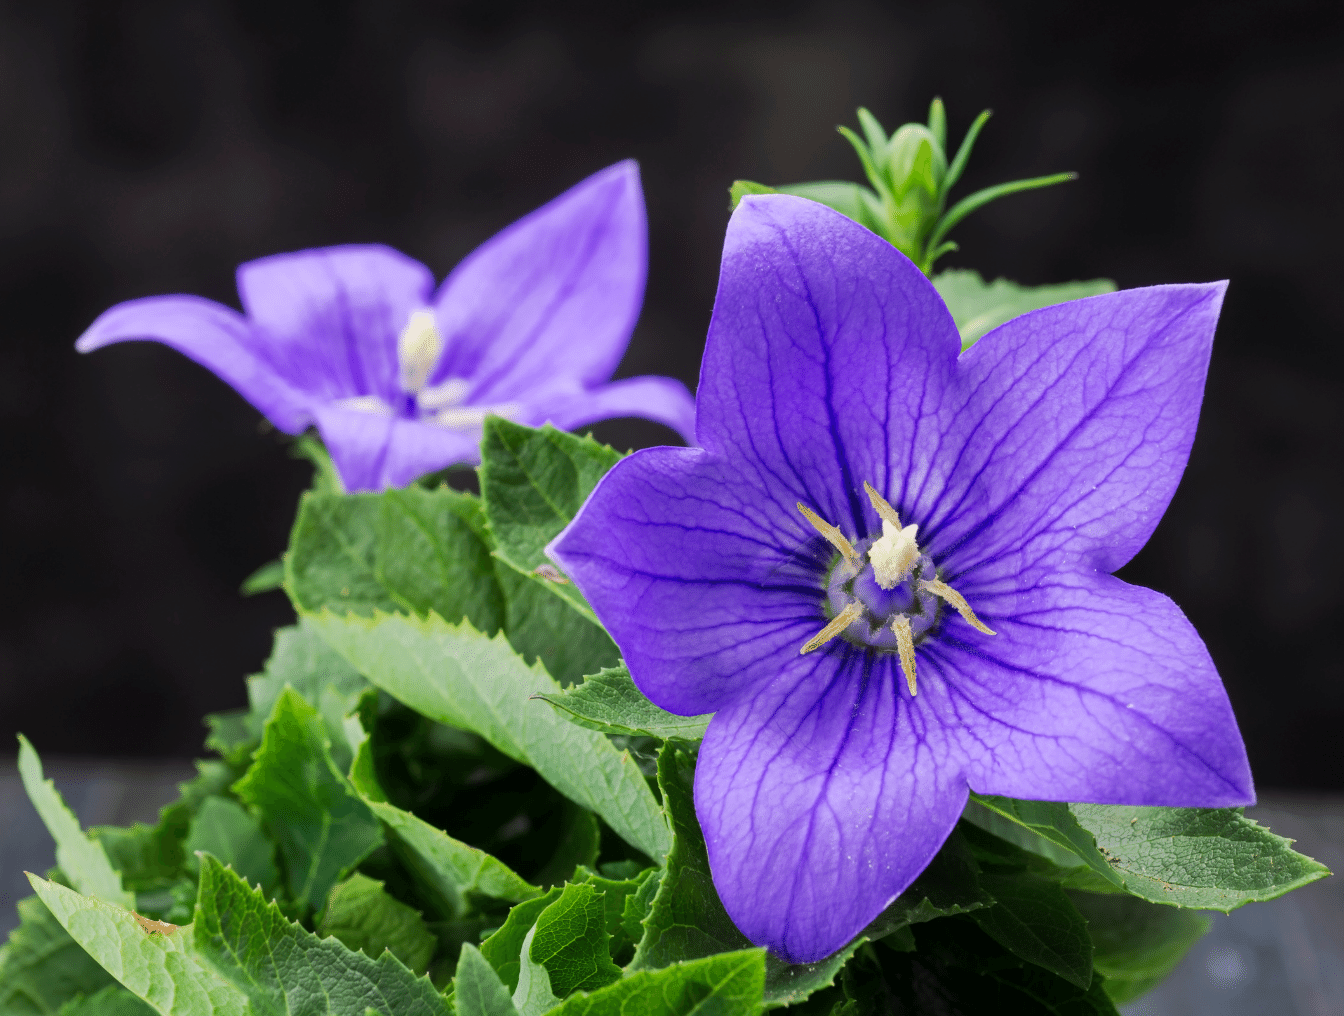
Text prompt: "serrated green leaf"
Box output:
[[551, 949, 767, 1016], [495, 566, 619, 688], [1070, 802, 1330, 910], [192, 854, 449, 1015], [306, 609, 670, 862], [318, 873, 437, 975], [930, 269, 1116, 348], [479, 418, 622, 625], [183, 797, 279, 896], [528, 883, 622, 998], [232, 687, 383, 913], [512, 925, 561, 1016], [0, 895, 118, 1015], [285, 486, 505, 632], [479, 889, 563, 992], [26, 874, 248, 1016], [454, 944, 519, 1016], [363, 795, 540, 919], [535, 667, 711, 740], [572, 865, 654, 960], [966, 795, 1123, 891], [16, 737, 133, 909], [1068, 890, 1208, 1005], [971, 871, 1093, 989], [91, 819, 186, 896], [55, 985, 154, 1016]]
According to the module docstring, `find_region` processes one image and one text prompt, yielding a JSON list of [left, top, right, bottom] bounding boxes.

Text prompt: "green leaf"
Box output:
[[318, 873, 437, 976], [535, 666, 712, 740], [776, 182, 877, 230], [232, 687, 383, 912], [971, 870, 1093, 989], [56, 985, 155, 1016], [16, 737, 133, 908], [728, 180, 777, 210], [549, 949, 767, 1016], [192, 854, 449, 1015], [630, 744, 866, 1009], [931, 269, 1117, 348], [1070, 802, 1331, 911], [527, 883, 623, 998], [495, 566, 619, 688], [91, 817, 186, 896], [479, 889, 563, 992], [926, 172, 1077, 254], [572, 865, 654, 960], [454, 944, 519, 1016], [362, 795, 540, 919], [1069, 891, 1208, 1005], [285, 485, 505, 633], [870, 826, 994, 933], [966, 795, 1124, 891], [0, 895, 118, 1015], [246, 618, 370, 739], [26, 874, 249, 1016], [512, 924, 562, 1016], [240, 559, 285, 596], [479, 418, 622, 626], [183, 796, 280, 896], [306, 609, 670, 862]]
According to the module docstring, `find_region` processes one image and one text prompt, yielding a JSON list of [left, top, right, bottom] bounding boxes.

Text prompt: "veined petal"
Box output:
[[534, 375, 697, 445], [924, 570, 1253, 806], [697, 650, 967, 963], [697, 196, 962, 540], [431, 161, 647, 404], [312, 405, 479, 492], [549, 446, 826, 716], [921, 283, 1225, 583], [75, 295, 312, 433], [237, 244, 435, 406]]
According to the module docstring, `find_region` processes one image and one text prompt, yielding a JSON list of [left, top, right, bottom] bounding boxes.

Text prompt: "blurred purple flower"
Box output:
[[550, 195, 1253, 963], [77, 161, 696, 490]]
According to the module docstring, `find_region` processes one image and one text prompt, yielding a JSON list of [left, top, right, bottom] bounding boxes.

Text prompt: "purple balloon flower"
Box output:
[[550, 195, 1254, 963], [76, 161, 696, 491]]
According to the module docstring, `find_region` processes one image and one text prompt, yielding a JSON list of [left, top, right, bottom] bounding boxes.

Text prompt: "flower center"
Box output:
[[796, 481, 994, 695]]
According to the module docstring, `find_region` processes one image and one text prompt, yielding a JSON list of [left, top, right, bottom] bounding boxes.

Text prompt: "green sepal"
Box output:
[[232, 687, 383, 914], [534, 665, 712, 741], [317, 872, 438, 976]]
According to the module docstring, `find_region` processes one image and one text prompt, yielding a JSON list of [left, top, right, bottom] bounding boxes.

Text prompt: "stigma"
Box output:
[[796, 482, 994, 696]]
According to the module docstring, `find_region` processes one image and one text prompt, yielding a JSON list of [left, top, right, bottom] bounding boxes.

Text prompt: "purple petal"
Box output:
[[920, 284, 1225, 583], [313, 406, 479, 492], [696, 195, 962, 539], [549, 445, 826, 716], [534, 376, 698, 445], [237, 245, 435, 406], [924, 569, 1254, 806], [75, 295, 312, 432], [430, 161, 647, 404], [696, 650, 967, 963]]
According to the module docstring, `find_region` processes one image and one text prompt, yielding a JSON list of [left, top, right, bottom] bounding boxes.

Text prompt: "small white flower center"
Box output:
[[868, 520, 921, 589], [398, 309, 444, 395]]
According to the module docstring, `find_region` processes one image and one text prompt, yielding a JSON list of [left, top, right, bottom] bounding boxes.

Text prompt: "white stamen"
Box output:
[[417, 377, 473, 411], [869, 520, 921, 589], [333, 394, 395, 417], [919, 578, 995, 635], [801, 600, 865, 654], [892, 614, 918, 695], [398, 309, 444, 395]]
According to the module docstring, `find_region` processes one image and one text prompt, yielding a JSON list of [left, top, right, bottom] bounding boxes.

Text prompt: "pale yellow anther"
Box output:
[[399, 309, 444, 394], [919, 578, 996, 635], [796, 503, 861, 568], [800, 600, 865, 655], [863, 481, 903, 529], [868, 520, 921, 590], [891, 614, 918, 696]]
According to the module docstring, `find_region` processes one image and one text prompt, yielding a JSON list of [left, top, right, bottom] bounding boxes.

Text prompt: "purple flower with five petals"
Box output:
[[549, 195, 1254, 963], [76, 161, 696, 491]]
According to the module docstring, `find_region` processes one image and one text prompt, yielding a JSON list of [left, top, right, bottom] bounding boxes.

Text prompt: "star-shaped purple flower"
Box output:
[[549, 195, 1254, 963], [76, 161, 696, 491]]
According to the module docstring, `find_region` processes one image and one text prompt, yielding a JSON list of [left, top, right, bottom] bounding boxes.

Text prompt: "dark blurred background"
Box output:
[[0, 0, 1340, 788]]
